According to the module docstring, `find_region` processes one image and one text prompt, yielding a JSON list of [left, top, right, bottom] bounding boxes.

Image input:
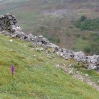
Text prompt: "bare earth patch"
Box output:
[[56, 64, 99, 91], [42, 9, 76, 17]]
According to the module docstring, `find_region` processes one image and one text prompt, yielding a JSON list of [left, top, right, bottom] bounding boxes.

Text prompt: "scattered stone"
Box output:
[[76, 71, 79, 74], [34, 55, 36, 57], [29, 64, 32, 67], [9, 39, 13, 42], [69, 63, 74, 68], [79, 77, 84, 82], [47, 55, 52, 59], [10, 50, 14, 52], [87, 64, 97, 70], [26, 33, 35, 42], [24, 44, 28, 47], [55, 64, 60, 69], [98, 80, 99, 84], [90, 77, 92, 79], [68, 68, 74, 75], [36, 47, 44, 51], [30, 48, 34, 50], [85, 74, 88, 77]]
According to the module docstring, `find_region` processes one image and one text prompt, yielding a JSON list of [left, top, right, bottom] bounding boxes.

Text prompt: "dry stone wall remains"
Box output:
[[0, 13, 21, 32], [0, 13, 99, 71]]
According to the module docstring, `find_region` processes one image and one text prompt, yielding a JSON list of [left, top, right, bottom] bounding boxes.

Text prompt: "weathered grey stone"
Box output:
[[68, 68, 74, 75], [86, 55, 99, 67], [97, 57, 99, 64], [46, 43, 59, 53], [10, 25, 21, 32], [69, 63, 74, 68], [55, 64, 60, 69], [14, 31, 27, 40], [36, 47, 44, 51], [26, 33, 35, 42], [37, 35, 49, 44], [56, 48, 74, 60], [9, 39, 13, 42], [87, 64, 97, 70], [2, 30, 10, 36], [0, 13, 20, 32], [85, 74, 89, 77], [73, 51, 86, 62], [20, 33, 27, 41]]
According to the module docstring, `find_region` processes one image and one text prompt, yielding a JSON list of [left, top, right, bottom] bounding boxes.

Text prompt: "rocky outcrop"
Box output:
[[0, 13, 21, 32], [0, 13, 99, 70]]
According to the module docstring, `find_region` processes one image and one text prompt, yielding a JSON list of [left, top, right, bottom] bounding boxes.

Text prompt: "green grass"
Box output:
[[0, 34, 99, 99], [81, 69, 99, 83], [72, 38, 90, 52]]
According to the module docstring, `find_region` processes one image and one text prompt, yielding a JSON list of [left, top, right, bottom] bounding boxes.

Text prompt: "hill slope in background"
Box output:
[[0, 33, 99, 99], [0, 0, 99, 54]]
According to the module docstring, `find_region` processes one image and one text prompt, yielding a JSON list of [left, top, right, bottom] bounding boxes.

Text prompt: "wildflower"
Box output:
[[11, 65, 15, 76]]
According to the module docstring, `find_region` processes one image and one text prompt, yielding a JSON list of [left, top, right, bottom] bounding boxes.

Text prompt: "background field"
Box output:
[[0, 0, 99, 54]]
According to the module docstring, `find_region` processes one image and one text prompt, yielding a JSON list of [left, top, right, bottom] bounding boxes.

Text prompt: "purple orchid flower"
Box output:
[[11, 65, 15, 76]]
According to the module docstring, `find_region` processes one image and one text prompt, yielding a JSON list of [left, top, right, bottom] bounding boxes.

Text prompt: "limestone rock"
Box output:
[[87, 64, 97, 70], [26, 33, 35, 42], [0, 13, 20, 32], [73, 51, 86, 62]]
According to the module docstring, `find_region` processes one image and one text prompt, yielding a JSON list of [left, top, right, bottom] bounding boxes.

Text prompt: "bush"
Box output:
[[80, 15, 87, 22], [66, 32, 71, 37], [74, 17, 99, 31], [39, 26, 44, 30], [82, 36, 87, 40], [74, 34, 80, 38], [84, 47, 91, 53], [55, 38, 60, 44]]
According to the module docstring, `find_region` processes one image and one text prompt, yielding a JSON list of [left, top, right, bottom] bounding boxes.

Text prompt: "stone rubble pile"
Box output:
[[0, 13, 99, 70]]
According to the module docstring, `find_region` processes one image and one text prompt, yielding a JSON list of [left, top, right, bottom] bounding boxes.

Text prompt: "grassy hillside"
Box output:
[[0, 34, 99, 99]]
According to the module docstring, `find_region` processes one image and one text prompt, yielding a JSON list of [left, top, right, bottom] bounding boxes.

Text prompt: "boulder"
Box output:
[[97, 56, 99, 65], [57, 48, 74, 60], [14, 31, 27, 40], [1, 30, 10, 36], [46, 43, 59, 53], [73, 51, 86, 62], [10, 25, 21, 32], [86, 55, 99, 65], [87, 64, 97, 70], [38, 35, 49, 44], [26, 33, 35, 42]]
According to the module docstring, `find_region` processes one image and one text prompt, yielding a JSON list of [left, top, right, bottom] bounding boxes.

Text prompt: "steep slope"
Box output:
[[0, 33, 99, 99]]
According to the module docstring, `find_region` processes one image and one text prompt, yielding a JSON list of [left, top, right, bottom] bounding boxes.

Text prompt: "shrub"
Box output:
[[66, 32, 71, 37], [55, 38, 60, 44], [82, 36, 87, 40], [80, 15, 87, 22], [74, 34, 80, 38], [84, 47, 91, 53], [39, 26, 44, 30], [74, 17, 99, 31]]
